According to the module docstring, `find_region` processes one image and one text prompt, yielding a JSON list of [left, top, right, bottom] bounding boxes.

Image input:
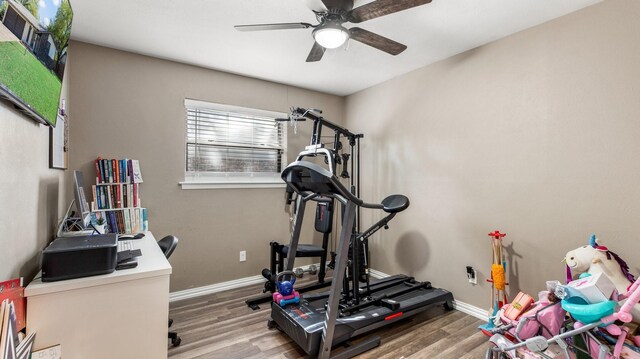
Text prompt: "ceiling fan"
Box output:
[[234, 0, 433, 62]]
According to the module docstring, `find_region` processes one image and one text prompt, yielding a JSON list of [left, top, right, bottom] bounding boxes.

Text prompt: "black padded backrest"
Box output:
[[381, 194, 410, 213], [281, 161, 362, 205], [158, 235, 179, 259]]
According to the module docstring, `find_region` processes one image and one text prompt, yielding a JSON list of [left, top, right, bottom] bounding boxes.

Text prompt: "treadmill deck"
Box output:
[[271, 275, 454, 356]]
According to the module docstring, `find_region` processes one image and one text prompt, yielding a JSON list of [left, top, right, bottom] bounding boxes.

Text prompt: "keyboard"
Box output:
[[118, 240, 134, 252]]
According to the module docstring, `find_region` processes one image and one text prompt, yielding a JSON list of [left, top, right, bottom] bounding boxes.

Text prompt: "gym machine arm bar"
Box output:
[[356, 212, 397, 244]]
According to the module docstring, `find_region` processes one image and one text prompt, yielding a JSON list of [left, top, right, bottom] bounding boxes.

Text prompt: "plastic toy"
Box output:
[[563, 272, 615, 304], [486, 276, 640, 358], [564, 234, 639, 322], [560, 296, 617, 324], [497, 289, 566, 341], [272, 271, 300, 307], [484, 236, 640, 358], [504, 292, 534, 320], [480, 230, 509, 333]]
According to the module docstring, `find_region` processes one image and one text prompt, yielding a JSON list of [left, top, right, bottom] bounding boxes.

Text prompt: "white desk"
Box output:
[[25, 232, 172, 359]]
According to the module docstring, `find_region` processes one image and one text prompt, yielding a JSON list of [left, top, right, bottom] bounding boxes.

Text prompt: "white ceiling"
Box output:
[[69, 0, 601, 96]]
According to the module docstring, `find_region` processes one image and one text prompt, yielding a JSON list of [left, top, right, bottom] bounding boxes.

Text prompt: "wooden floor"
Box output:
[[168, 280, 488, 359]]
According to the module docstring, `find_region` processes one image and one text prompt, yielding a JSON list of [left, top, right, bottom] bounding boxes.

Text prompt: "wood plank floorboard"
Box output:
[[168, 280, 487, 358]]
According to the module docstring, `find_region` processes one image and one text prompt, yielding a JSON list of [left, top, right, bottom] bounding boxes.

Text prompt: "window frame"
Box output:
[[180, 99, 288, 190]]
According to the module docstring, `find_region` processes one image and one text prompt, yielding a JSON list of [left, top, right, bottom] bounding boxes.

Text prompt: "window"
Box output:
[[181, 99, 287, 189]]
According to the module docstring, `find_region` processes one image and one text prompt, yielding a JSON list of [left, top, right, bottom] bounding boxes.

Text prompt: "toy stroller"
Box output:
[[485, 277, 640, 359]]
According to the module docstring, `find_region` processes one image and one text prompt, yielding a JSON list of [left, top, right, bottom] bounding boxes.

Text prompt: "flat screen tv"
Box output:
[[0, 0, 72, 127]]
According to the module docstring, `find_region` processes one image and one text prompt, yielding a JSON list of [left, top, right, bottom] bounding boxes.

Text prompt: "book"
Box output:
[[108, 159, 114, 183], [124, 210, 131, 234], [124, 159, 130, 182], [133, 209, 139, 233], [94, 158, 102, 183], [108, 212, 116, 233], [117, 211, 124, 233], [131, 160, 143, 183], [117, 159, 122, 182], [113, 211, 119, 233], [121, 159, 127, 182], [91, 185, 98, 211], [105, 159, 109, 183], [130, 209, 134, 232], [127, 160, 134, 183], [142, 208, 148, 231], [100, 187, 106, 209], [132, 183, 138, 208], [116, 185, 122, 208], [105, 186, 111, 208], [112, 159, 118, 184]]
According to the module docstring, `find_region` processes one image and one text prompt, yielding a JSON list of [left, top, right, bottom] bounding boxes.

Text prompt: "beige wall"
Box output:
[[345, 0, 640, 309], [0, 86, 68, 282], [67, 41, 345, 292]]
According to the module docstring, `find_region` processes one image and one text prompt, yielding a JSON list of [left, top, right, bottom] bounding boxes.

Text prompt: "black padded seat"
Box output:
[[281, 244, 326, 257], [381, 195, 410, 213]]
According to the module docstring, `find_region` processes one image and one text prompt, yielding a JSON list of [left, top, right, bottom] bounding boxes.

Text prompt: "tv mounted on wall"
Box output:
[[0, 0, 72, 127]]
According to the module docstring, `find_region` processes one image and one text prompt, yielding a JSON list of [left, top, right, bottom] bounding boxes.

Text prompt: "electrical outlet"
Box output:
[[469, 271, 478, 285], [466, 266, 478, 285], [239, 250, 246, 262]]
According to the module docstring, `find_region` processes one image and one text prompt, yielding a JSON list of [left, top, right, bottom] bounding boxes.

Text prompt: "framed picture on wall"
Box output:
[[50, 113, 68, 169]]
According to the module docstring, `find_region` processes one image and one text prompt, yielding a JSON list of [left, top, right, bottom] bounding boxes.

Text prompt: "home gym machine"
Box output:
[[267, 108, 455, 359], [245, 107, 363, 310]]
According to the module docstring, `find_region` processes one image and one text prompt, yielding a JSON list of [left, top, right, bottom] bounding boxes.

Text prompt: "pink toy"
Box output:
[[486, 277, 640, 358], [498, 291, 566, 341], [273, 291, 300, 307], [568, 277, 640, 359]]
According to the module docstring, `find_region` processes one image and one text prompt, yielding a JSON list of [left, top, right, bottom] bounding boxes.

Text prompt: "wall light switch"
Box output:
[[240, 250, 247, 262]]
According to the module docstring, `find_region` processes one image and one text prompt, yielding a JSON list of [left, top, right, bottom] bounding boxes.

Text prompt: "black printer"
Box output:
[[42, 234, 118, 282]]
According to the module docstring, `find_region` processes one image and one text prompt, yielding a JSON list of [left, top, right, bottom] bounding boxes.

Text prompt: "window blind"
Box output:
[[185, 103, 286, 177]]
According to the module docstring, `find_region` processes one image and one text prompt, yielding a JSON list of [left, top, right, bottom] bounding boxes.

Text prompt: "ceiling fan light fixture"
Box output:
[[313, 23, 350, 49]]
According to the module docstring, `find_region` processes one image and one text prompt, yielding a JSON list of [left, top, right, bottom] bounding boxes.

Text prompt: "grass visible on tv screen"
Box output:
[[0, 41, 61, 126]]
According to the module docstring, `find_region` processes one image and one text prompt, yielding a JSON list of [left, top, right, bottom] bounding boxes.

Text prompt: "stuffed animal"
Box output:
[[564, 234, 639, 322]]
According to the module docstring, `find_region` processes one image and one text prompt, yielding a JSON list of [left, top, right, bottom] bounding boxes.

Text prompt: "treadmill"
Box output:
[[273, 160, 454, 359]]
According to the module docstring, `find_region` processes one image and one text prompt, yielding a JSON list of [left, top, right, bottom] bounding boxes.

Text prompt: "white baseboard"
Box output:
[[453, 300, 489, 320], [368, 268, 391, 279], [170, 275, 264, 302], [170, 267, 490, 322]]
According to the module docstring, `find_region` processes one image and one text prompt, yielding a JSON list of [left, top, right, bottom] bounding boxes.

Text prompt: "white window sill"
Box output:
[[179, 179, 286, 190]]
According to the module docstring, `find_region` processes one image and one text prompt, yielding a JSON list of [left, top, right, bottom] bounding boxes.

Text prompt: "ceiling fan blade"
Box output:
[[349, 27, 407, 55], [235, 23, 313, 32], [321, 0, 354, 11], [304, 0, 328, 12], [348, 0, 432, 23], [306, 42, 326, 62]]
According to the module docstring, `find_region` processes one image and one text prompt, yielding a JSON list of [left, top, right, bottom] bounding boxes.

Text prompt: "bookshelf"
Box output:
[[91, 157, 147, 234]]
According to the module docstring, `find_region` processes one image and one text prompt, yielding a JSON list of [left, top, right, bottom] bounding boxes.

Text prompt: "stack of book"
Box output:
[[91, 157, 148, 234], [93, 207, 148, 235]]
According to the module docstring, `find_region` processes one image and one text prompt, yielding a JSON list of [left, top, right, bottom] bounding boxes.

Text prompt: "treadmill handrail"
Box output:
[[281, 161, 392, 210]]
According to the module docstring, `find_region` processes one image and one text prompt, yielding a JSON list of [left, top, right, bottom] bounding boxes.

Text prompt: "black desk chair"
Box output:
[[158, 235, 181, 347]]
